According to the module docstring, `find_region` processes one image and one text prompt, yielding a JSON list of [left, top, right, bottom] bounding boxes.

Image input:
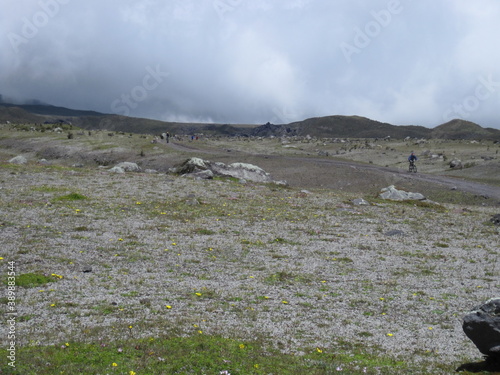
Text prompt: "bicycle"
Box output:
[[408, 160, 417, 173]]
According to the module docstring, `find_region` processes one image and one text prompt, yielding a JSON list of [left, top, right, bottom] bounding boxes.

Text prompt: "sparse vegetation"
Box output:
[[0, 122, 499, 374]]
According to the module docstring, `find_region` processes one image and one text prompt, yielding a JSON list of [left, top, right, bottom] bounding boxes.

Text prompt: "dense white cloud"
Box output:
[[1, 0, 499, 128]]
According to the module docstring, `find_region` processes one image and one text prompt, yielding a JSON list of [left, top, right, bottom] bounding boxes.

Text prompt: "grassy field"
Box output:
[[1, 125, 499, 374]]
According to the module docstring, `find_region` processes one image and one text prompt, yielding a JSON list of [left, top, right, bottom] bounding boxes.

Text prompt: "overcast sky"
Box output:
[[1, 0, 500, 128]]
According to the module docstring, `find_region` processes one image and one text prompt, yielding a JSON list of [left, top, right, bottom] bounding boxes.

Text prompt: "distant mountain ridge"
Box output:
[[252, 116, 500, 140], [1, 102, 499, 140]]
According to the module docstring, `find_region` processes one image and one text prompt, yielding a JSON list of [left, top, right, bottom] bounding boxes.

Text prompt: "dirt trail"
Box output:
[[167, 141, 500, 202]]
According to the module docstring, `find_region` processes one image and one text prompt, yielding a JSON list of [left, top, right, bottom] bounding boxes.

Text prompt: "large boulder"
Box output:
[[173, 157, 208, 175], [463, 298, 500, 358], [379, 185, 425, 201], [9, 156, 28, 165], [171, 158, 273, 183], [115, 162, 141, 172], [211, 162, 272, 183], [450, 159, 463, 169]]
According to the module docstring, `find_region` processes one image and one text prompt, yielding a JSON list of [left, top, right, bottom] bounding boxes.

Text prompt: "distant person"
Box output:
[[408, 152, 418, 172], [408, 152, 417, 163], [166, 132, 170, 143]]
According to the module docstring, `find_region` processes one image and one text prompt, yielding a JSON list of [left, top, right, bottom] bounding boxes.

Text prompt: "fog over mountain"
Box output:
[[1, 0, 500, 128]]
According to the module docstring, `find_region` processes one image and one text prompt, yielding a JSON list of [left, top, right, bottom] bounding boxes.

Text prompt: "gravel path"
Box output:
[[166, 140, 500, 203]]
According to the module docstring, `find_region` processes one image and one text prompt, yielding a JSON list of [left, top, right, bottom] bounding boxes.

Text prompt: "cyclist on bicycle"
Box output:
[[408, 152, 417, 164]]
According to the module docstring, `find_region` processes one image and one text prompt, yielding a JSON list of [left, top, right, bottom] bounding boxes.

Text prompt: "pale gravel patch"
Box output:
[[0, 166, 499, 369]]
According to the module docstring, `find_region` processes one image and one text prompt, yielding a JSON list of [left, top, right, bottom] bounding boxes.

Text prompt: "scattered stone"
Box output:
[[384, 229, 404, 237], [115, 162, 141, 172], [490, 214, 500, 226], [352, 198, 369, 206], [9, 156, 28, 165], [108, 166, 125, 174], [144, 169, 158, 174], [463, 298, 500, 358], [273, 180, 289, 186], [450, 159, 463, 169], [379, 185, 425, 201], [81, 265, 93, 273]]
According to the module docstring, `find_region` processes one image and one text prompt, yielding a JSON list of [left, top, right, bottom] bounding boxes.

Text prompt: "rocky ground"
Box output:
[[1, 127, 500, 373]]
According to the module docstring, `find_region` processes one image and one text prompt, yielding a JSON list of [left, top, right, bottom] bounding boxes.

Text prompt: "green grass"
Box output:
[[11, 273, 56, 288], [3, 334, 432, 375]]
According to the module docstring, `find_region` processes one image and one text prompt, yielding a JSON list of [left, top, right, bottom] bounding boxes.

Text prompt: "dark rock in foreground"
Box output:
[[463, 298, 500, 358]]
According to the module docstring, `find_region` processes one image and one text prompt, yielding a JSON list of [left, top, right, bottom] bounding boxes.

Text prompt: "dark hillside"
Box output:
[[292, 116, 432, 138], [251, 116, 432, 139], [1, 101, 498, 139], [431, 119, 500, 140], [0, 106, 41, 123]]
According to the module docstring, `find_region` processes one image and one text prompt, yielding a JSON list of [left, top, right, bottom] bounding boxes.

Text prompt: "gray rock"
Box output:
[[115, 162, 141, 172], [384, 229, 404, 237], [108, 166, 125, 174], [463, 298, 500, 358], [172, 158, 273, 183], [9, 156, 28, 165], [450, 159, 463, 169], [81, 265, 93, 273], [273, 180, 289, 186], [490, 214, 500, 226], [212, 162, 272, 183], [379, 185, 425, 201], [352, 198, 369, 206], [171, 157, 207, 175]]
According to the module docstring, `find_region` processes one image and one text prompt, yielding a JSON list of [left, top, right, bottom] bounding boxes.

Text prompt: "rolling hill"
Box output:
[[1, 102, 499, 140]]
